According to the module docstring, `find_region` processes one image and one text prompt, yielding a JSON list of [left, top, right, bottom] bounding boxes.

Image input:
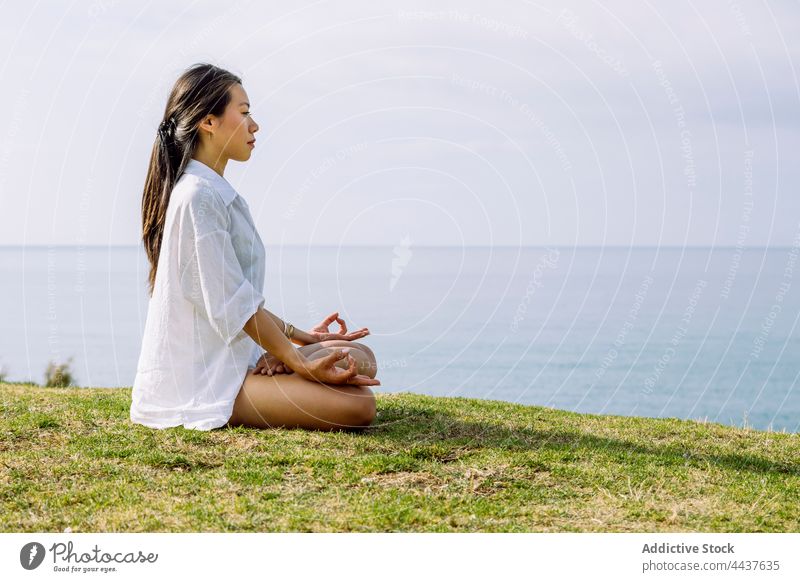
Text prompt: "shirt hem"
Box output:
[[130, 406, 234, 431]]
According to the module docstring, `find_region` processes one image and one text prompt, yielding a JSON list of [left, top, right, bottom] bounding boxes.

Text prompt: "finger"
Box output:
[[330, 352, 357, 381], [346, 354, 358, 377], [345, 329, 369, 340], [335, 316, 348, 334], [348, 375, 381, 386], [329, 348, 351, 362], [324, 312, 338, 325]]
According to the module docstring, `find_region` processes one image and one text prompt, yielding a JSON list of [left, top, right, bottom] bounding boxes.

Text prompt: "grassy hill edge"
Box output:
[[1, 383, 798, 532]]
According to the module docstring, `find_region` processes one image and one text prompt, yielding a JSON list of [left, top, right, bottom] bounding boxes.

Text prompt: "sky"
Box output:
[[0, 0, 798, 247]]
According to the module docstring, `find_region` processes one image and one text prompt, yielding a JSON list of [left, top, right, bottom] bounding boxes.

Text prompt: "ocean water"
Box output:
[[0, 245, 797, 433]]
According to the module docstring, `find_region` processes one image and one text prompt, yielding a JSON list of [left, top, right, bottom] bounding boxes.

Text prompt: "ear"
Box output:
[[197, 114, 216, 137]]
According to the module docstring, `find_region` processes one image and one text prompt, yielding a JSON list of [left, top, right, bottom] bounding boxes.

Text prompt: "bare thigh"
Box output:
[[226, 368, 377, 432]]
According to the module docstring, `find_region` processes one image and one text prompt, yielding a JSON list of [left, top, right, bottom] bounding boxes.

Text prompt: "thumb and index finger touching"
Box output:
[[322, 311, 339, 326], [324, 310, 348, 332], [326, 348, 381, 386], [323, 347, 357, 378]]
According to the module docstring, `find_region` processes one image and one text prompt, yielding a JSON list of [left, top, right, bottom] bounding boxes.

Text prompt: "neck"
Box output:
[[192, 143, 227, 177]]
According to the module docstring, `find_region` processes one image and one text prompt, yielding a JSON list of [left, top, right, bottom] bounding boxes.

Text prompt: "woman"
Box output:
[[131, 63, 380, 433]]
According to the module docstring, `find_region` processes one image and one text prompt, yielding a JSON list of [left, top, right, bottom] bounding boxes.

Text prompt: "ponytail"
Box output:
[[141, 63, 242, 297]]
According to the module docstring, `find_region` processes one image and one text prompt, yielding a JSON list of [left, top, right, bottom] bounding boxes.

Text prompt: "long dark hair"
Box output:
[[141, 63, 242, 297]]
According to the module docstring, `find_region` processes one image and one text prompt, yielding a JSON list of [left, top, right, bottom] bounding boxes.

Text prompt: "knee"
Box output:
[[349, 341, 376, 362], [349, 388, 376, 427]]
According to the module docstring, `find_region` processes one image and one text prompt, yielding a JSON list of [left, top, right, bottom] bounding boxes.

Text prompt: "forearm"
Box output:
[[243, 308, 307, 370], [290, 327, 316, 346], [259, 309, 314, 347]]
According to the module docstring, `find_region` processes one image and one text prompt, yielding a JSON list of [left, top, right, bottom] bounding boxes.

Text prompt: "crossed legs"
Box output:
[[226, 340, 378, 431]]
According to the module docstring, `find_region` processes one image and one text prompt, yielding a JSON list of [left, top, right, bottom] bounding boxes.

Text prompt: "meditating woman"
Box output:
[[130, 63, 380, 432]]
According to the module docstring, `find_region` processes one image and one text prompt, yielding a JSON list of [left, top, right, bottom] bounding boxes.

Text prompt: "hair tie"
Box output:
[[157, 116, 176, 141]]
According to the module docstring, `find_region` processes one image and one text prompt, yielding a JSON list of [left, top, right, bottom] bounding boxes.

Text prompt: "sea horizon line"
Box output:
[[1, 244, 796, 250]]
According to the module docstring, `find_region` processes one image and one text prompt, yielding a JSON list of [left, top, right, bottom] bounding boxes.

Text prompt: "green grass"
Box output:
[[1, 382, 798, 532]]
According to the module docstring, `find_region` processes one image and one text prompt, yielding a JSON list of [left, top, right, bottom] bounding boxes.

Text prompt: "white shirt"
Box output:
[[130, 158, 266, 431]]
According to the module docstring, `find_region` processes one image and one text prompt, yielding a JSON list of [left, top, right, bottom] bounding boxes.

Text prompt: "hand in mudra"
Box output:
[[253, 352, 294, 376], [309, 311, 370, 343], [301, 348, 381, 387]]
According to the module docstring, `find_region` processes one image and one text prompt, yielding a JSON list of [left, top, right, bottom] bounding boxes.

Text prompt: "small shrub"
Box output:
[[0, 363, 7, 383], [44, 357, 75, 387]]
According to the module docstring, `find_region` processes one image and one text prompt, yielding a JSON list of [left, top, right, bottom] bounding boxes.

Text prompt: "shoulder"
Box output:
[[168, 175, 232, 237], [172, 173, 228, 213]]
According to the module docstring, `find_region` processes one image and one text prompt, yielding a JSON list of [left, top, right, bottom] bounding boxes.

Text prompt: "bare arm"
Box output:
[[242, 306, 379, 387], [243, 307, 307, 371], [255, 308, 316, 347]]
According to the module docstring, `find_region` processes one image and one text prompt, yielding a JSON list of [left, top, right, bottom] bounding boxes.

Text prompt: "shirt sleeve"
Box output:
[[178, 186, 265, 346]]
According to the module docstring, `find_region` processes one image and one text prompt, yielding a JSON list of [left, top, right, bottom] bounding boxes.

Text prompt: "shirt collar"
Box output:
[[182, 158, 238, 207]]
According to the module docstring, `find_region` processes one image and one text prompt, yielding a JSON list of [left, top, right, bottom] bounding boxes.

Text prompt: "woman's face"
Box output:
[[215, 83, 259, 162]]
